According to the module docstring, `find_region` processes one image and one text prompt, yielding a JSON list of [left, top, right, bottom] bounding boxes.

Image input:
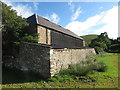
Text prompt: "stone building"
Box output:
[[3, 14, 96, 79], [27, 14, 85, 48]]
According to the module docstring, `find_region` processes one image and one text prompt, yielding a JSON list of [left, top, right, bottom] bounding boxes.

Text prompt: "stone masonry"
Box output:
[[18, 43, 51, 78], [50, 48, 96, 77], [17, 43, 96, 78]]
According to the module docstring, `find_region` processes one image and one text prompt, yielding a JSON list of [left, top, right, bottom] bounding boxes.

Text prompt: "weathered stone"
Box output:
[[18, 42, 51, 78], [3, 43, 96, 78], [50, 48, 96, 76]]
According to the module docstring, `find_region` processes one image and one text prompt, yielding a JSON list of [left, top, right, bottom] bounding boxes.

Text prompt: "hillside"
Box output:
[[81, 34, 98, 46]]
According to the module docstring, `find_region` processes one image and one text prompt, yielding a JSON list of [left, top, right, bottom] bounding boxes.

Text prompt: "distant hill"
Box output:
[[81, 34, 98, 46]]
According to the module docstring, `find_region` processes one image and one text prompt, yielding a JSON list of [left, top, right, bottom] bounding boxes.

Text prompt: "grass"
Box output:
[[2, 53, 119, 88], [81, 34, 98, 46]]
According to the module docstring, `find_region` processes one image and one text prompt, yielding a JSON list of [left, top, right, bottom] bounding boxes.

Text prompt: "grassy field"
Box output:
[[2, 53, 119, 88]]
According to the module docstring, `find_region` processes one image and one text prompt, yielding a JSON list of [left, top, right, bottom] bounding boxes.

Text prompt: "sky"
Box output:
[[2, 0, 119, 39]]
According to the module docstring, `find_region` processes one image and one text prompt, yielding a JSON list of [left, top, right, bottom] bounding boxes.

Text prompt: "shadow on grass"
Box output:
[[2, 65, 47, 84]]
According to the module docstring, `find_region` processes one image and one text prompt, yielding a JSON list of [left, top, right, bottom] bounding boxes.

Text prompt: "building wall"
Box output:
[[37, 26, 47, 44], [51, 30, 84, 48], [37, 26, 51, 45], [26, 25, 37, 35], [47, 29, 51, 45], [37, 25, 84, 48]]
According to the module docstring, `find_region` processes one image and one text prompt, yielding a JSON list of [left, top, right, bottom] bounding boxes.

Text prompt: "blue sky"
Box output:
[[2, 1, 118, 39]]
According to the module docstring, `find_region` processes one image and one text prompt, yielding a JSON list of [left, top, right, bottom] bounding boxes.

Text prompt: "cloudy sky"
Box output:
[[2, 0, 118, 39]]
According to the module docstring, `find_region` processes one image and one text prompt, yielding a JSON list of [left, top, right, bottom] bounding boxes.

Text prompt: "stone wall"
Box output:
[[37, 26, 51, 45], [4, 43, 96, 78], [19, 43, 96, 78], [37, 26, 47, 44], [18, 43, 51, 78], [50, 48, 96, 77], [47, 29, 51, 45]]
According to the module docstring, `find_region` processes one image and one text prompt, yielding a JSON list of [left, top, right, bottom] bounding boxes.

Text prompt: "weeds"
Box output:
[[60, 59, 107, 76]]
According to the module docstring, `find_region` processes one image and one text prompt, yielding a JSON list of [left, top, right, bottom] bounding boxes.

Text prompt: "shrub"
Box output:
[[94, 46, 104, 54], [21, 34, 38, 43], [109, 44, 120, 53], [60, 59, 107, 76], [95, 63, 107, 72]]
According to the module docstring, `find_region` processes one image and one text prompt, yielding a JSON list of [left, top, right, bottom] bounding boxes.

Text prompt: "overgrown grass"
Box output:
[[2, 53, 119, 88], [59, 59, 107, 76]]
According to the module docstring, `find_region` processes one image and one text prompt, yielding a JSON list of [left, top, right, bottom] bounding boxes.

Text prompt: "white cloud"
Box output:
[[2, 1, 34, 18], [50, 13, 60, 24], [65, 6, 118, 39], [100, 6, 103, 9], [68, 1, 82, 21], [95, 6, 118, 39], [68, 0, 73, 6], [44, 13, 60, 24], [68, 0, 74, 12], [33, 2, 39, 11], [1, 0, 13, 6], [71, 7, 82, 21], [12, 4, 34, 18]]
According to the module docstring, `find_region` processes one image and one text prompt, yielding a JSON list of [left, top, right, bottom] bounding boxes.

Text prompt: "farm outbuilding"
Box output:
[[27, 14, 85, 48]]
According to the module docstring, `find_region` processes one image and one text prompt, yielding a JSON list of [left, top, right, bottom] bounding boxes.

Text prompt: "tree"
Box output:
[[109, 37, 120, 53], [1, 2, 38, 56], [90, 32, 111, 53]]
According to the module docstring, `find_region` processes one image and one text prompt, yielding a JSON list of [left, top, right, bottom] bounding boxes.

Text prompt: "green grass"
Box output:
[[88, 53, 118, 78], [81, 34, 98, 46], [2, 53, 119, 88]]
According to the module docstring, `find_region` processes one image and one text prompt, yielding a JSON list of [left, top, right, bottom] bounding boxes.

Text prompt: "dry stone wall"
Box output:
[[18, 43, 51, 78], [50, 48, 96, 77], [4, 43, 96, 78]]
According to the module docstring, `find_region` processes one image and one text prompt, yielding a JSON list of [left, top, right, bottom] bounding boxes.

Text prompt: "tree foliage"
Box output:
[[1, 2, 38, 56], [90, 32, 111, 54], [109, 37, 120, 53]]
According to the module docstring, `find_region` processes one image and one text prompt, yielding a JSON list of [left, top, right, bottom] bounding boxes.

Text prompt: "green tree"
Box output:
[[90, 32, 111, 53], [109, 37, 120, 53], [1, 2, 38, 56]]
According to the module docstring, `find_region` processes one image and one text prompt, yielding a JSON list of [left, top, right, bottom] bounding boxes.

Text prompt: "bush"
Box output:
[[60, 59, 107, 76], [109, 44, 120, 53], [94, 63, 107, 72], [20, 34, 38, 43], [94, 46, 104, 54], [89, 32, 111, 53]]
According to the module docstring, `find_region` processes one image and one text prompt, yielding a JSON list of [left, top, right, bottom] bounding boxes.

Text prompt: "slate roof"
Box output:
[[27, 14, 83, 40]]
